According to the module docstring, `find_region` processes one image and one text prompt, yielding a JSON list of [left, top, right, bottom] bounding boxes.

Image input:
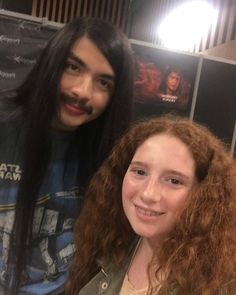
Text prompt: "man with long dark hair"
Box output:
[[0, 16, 134, 294]]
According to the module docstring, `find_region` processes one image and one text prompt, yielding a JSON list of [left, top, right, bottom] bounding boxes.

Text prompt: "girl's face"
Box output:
[[122, 133, 196, 244]]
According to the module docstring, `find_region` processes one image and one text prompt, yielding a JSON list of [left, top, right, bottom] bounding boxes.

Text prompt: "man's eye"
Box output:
[[69, 64, 78, 71], [98, 78, 114, 92], [65, 61, 81, 73]]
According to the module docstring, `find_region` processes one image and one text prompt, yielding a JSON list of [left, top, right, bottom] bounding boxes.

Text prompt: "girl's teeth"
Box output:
[[137, 206, 164, 216]]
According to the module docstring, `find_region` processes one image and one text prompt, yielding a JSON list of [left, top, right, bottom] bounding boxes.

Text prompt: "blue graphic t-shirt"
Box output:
[[0, 121, 83, 294]]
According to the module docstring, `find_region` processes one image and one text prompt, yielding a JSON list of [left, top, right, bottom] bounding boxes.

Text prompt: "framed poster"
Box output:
[[131, 40, 199, 120]]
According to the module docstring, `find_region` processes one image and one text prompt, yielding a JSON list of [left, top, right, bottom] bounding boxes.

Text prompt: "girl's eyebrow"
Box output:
[[68, 52, 115, 82], [129, 161, 148, 168], [165, 169, 191, 181]]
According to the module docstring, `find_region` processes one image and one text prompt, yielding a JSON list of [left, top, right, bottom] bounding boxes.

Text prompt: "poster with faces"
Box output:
[[131, 40, 199, 119]]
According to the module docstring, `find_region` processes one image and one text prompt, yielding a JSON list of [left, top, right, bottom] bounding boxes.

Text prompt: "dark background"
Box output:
[[0, 7, 235, 155]]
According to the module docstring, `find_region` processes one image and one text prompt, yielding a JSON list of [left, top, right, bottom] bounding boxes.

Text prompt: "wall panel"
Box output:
[[32, 0, 130, 32]]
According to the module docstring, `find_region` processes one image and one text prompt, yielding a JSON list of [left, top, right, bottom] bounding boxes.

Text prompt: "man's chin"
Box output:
[[52, 118, 79, 131]]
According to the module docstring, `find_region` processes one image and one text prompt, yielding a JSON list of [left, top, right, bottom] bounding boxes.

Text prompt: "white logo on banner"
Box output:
[[0, 70, 16, 80], [0, 35, 20, 45], [8, 55, 37, 65], [19, 21, 41, 32]]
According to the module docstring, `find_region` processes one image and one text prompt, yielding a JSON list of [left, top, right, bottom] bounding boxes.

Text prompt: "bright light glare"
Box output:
[[158, 1, 218, 51]]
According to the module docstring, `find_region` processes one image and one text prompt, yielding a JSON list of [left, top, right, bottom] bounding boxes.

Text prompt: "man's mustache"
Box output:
[[61, 93, 93, 115]]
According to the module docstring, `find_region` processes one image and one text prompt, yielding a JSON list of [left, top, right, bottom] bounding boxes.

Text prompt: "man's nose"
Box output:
[[141, 178, 162, 204], [71, 75, 93, 99]]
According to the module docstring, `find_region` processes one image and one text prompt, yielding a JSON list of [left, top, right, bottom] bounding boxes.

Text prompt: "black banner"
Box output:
[[194, 58, 236, 146], [0, 13, 57, 90]]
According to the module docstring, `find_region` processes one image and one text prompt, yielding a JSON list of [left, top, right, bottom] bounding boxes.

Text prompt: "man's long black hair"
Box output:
[[1, 16, 134, 293]]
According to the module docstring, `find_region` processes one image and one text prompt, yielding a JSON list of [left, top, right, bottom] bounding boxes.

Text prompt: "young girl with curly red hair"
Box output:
[[67, 115, 236, 294]]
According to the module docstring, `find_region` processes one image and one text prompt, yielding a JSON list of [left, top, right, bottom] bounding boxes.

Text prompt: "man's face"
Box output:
[[166, 71, 181, 93], [54, 36, 115, 131]]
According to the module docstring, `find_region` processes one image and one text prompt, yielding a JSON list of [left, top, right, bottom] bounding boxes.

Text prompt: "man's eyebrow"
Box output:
[[67, 52, 115, 81], [67, 52, 86, 67]]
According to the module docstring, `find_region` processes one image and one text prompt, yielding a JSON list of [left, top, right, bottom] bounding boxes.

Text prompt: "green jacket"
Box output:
[[79, 248, 133, 295], [79, 240, 236, 295], [78, 240, 174, 295]]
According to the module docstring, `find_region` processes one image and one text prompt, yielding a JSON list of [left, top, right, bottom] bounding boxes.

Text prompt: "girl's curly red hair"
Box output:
[[66, 115, 236, 294]]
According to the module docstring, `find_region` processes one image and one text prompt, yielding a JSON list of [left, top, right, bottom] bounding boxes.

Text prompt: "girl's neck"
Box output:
[[127, 238, 157, 290], [139, 238, 154, 262]]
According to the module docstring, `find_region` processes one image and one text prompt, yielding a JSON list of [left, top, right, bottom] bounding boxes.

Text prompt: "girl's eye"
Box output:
[[137, 169, 146, 175], [168, 178, 183, 186], [131, 168, 146, 176], [171, 178, 180, 184]]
